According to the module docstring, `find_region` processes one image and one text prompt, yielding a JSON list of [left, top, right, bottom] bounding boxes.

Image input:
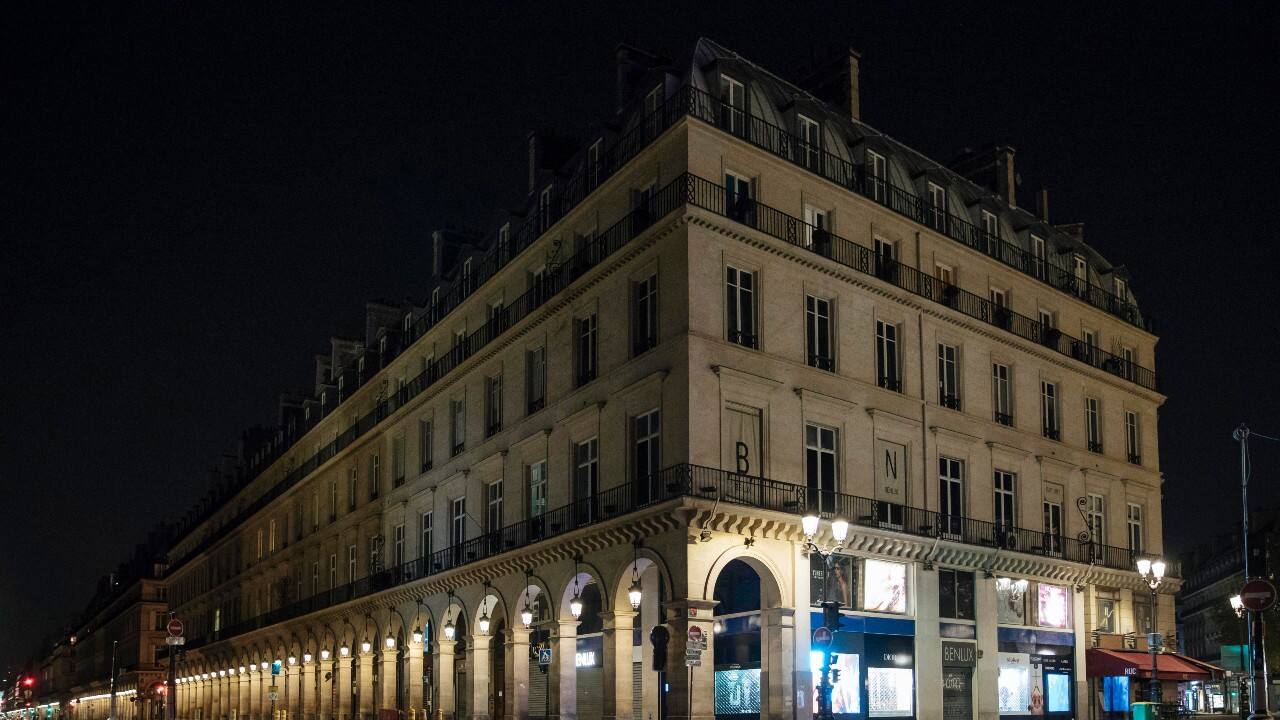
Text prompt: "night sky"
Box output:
[[4, 2, 1279, 671]]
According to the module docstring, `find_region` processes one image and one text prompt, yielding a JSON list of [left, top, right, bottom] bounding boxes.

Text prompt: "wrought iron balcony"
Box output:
[[1089, 441, 1104, 454], [181, 463, 1170, 651], [994, 412, 1014, 427], [940, 394, 962, 411]]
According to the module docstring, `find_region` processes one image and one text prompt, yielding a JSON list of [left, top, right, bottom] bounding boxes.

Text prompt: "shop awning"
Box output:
[[1086, 648, 1217, 681]]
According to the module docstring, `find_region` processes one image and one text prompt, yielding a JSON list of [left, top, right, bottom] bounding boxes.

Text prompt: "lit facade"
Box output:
[[147, 39, 1175, 720]]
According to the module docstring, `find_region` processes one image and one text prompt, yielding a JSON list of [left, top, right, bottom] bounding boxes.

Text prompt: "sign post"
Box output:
[[164, 615, 184, 720]]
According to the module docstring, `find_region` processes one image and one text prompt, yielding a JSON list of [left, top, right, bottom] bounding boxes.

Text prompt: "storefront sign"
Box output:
[[942, 642, 977, 667], [873, 439, 907, 503]]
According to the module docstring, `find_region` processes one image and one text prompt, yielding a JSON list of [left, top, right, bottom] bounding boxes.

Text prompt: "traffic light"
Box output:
[[21, 677, 35, 688], [649, 625, 670, 672], [831, 667, 841, 684]]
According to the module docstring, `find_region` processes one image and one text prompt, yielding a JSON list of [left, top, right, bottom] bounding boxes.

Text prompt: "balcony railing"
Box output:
[[182, 463, 1167, 651], [679, 172, 1159, 392], [677, 85, 1152, 333]]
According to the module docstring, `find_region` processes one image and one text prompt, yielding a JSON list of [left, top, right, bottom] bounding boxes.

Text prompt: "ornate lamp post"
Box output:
[[801, 512, 850, 720], [1137, 557, 1167, 703]]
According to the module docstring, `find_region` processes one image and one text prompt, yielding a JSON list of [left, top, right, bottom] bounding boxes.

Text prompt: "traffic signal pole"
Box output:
[[1237, 424, 1273, 720]]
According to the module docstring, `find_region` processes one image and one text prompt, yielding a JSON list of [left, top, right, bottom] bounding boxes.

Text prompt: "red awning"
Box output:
[[1086, 649, 1216, 681]]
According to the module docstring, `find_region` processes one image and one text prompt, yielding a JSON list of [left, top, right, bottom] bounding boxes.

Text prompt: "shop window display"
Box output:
[[996, 578, 1029, 625], [868, 666, 915, 717], [998, 653, 1032, 713], [1037, 584, 1070, 629], [863, 559, 908, 614]]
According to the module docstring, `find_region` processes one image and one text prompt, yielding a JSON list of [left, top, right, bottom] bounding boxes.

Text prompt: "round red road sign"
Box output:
[[1241, 579, 1277, 612], [687, 626, 703, 644], [167, 618, 184, 637], [812, 626, 833, 648]]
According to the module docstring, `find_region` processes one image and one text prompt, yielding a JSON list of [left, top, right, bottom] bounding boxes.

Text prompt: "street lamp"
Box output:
[[1231, 596, 1249, 717], [802, 512, 850, 720], [1137, 557, 1167, 704]]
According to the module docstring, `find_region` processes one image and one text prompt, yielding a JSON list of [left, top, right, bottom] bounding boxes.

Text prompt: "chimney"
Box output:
[[801, 48, 862, 123], [615, 44, 666, 113], [948, 145, 1018, 207], [1036, 189, 1050, 222]]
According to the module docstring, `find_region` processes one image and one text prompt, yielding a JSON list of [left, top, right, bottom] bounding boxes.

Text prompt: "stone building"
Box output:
[[150, 39, 1177, 720]]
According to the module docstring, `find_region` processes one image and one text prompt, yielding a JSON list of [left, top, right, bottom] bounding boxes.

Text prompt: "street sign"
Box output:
[[688, 626, 703, 645], [167, 619, 184, 637], [164, 636, 185, 646], [537, 647, 552, 666], [1241, 579, 1278, 612], [812, 627, 833, 649]]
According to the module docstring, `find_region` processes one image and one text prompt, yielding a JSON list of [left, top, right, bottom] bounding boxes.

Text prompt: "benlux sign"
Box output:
[[942, 642, 977, 667]]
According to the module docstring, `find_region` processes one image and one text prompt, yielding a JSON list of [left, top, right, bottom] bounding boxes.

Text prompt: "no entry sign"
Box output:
[[167, 618, 184, 637], [1241, 579, 1277, 612], [812, 627, 833, 649]]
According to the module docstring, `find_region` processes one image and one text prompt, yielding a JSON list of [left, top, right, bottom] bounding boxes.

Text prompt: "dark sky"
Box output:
[[4, 1, 1279, 671]]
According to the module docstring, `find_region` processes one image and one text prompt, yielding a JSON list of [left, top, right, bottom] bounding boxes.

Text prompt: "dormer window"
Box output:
[[981, 210, 999, 254], [645, 84, 662, 117], [1030, 235, 1047, 280], [402, 313, 412, 334], [498, 223, 510, 248], [1115, 277, 1128, 301], [719, 74, 745, 135], [462, 258, 473, 290], [867, 150, 887, 203], [798, 114, 820, 170], [379, 336, 388, 356], [431, 287, 440, 309], [1073, 255, 1088, 294], [587, 139, 602, 186], [927, 182, 947, 231], [538, 185, 553, 232]]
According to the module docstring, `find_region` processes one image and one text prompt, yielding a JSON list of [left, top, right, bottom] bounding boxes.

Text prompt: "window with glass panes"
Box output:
[[393, 524, 405, 568], [726, 266, 757, 348], [719, 74, 745, 134], [725, 171, 753, 223], [805, 295, 833, 370], [1031, 235, 1046, 279], [487, 480, 503, 535], [1085, 397, 1102, 452], [576, 314, 598, 385], [1044, 499, 1064, 555], [798, 114, 820, 168], [420, 512, 433, 559], [1041, 381, 1060, 439], [574, 438, 599, 523], [347, 544, 357, 581], [867, 150, 887, 202], [526, 346, 546, 413], [485, 372, 503, 436], [1087, 494, 1106, 545], [527, 461, 547, 519], [805, 424, 838, 513], [633, 410, 660, 503], [329, 553, 337, 589], [392, 436, 405, 485], [994, 470, 1017, 529], [451, 497, 466, 547], [419, 419, 433, 471], [451, 397, 466, 455], [938, 569, 975, 620], [347, 467, 357, 510], [633, 274, 658, 355], [1127, 503, 1143, 553], [927, 182, 947, 229], [1125, 411, 1141, 463], [803, 205, 829, 251], [993, 363, 1012, 425], [939, 457, 964, 536], [938, 343, 960, 409], [876, 320, 900, 391], [981, 210, 999, 253]]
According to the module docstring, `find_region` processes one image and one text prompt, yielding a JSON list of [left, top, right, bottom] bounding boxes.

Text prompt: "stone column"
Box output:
[[379, 647, 398, 712], [203, 676, 212, 720], [407, 638, 424, 714], [213, 674, 223, 720], [255, 668, 266, 720], [469, 634, 492, 720], [548, 620, 578, 720], [974, 573, 1000, 720], [664, 600, 717, 720], [436, 640, 456, 720], [357, 648, 375, 718], [760, 606, 796, 720], [915, 567, 943, 720], [230, 671, 241, 720], [601, 611, 637, 720], [302, 660, 317, 720], [1072, 587, 1089, 720], [317, 657, 333, 720], [335, 654, 353, 720], [238, 669, 250, 720], [790, 546, 813, 720], [505, 628, 530, 720]]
